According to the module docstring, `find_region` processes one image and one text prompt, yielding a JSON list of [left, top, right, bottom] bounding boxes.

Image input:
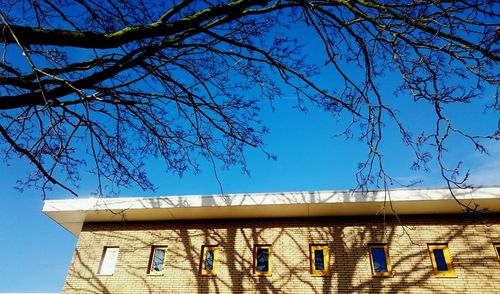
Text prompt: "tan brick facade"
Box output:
[[63, 215, 500, 293]]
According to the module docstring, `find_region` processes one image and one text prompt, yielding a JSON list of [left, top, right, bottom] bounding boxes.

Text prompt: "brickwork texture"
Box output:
[[63, 214, 500, 293]]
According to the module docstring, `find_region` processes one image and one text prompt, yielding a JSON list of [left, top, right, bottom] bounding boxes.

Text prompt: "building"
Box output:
[[43, 187, 500, 293]]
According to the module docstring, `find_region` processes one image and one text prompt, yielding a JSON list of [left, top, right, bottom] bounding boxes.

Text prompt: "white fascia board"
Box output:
[[42, 187, 500, 237]]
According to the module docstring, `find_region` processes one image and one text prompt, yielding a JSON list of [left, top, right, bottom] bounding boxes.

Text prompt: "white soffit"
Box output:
[[42, 187, 500, 236]]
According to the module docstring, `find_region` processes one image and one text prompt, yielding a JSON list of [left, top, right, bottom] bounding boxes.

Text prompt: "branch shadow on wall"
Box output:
[[62, 209, 499, 293]]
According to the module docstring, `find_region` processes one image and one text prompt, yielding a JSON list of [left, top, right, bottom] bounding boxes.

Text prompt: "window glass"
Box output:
[[368, 244, 392, 277], [427, 244, 456, 277], [204, 249, 214, 271], [371, 247, 388, 273], [433, 249, 448, 271], [495, 244, 500, 264], [253, 245, 272, 276], [151, 248, 166, 273], [310, 244, 329, 276], [256, 248, 269, 272], [99, 247, 119, 275], [200, 245, 218, 275], [314, 250, 325, 271]]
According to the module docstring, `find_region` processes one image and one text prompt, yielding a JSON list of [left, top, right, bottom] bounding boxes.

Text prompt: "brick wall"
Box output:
[[63, 214, 500, 293]]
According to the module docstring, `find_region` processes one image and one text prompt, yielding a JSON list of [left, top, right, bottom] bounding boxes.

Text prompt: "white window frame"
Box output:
[[98, 247, 119, 275]]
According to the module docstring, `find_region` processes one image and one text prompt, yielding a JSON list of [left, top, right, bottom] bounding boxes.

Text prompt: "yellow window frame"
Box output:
[[310, 244, 330, 276], [199, 245, 219, 276], [368, 244, 393, 277], [253, 244, 272, 276], [147, 246, 168, 275], [427, 244, 456, 278], [493, 243, 500, 265]]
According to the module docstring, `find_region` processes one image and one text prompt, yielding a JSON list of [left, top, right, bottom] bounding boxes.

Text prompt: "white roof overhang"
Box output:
[[42, 187, 500, 236]]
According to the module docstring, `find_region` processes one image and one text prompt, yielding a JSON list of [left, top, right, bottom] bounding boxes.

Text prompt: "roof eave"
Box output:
[[42, 187, 500, 237]]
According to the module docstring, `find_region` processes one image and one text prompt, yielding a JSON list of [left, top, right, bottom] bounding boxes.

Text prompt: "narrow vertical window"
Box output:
[[199, 245, 218, 276], [98, 247, 119, 275], [428, 244, 456, 277], [494, 243, 500, 265], [253, 245, 272, 276], [368, 244, 392, 277], [148, 246, 167, 275], [310, 244, 330, 276]]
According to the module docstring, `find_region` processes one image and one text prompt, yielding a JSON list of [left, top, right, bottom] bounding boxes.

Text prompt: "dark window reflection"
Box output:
[[371, 247, 388, 273], [256, 248, 269, 272], [314, 249, 325, 270], [204, 249, 214, 271], [433, 249, 448, 271], [152, 249, 165, 272]]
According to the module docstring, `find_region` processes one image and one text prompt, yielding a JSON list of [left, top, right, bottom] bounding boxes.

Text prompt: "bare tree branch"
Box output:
[[0, 0, 498, 202]]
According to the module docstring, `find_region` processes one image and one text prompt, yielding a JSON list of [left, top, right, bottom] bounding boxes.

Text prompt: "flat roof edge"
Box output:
[[42, 187, 500, 237]]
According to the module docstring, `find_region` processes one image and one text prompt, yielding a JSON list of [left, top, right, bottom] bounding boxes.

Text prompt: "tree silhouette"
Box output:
[[0, 0, 498, 197]]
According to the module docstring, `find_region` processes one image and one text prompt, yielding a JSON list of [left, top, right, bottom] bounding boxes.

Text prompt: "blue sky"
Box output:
[[1, 96, 499, 292], [1, 3, 499, 292]]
